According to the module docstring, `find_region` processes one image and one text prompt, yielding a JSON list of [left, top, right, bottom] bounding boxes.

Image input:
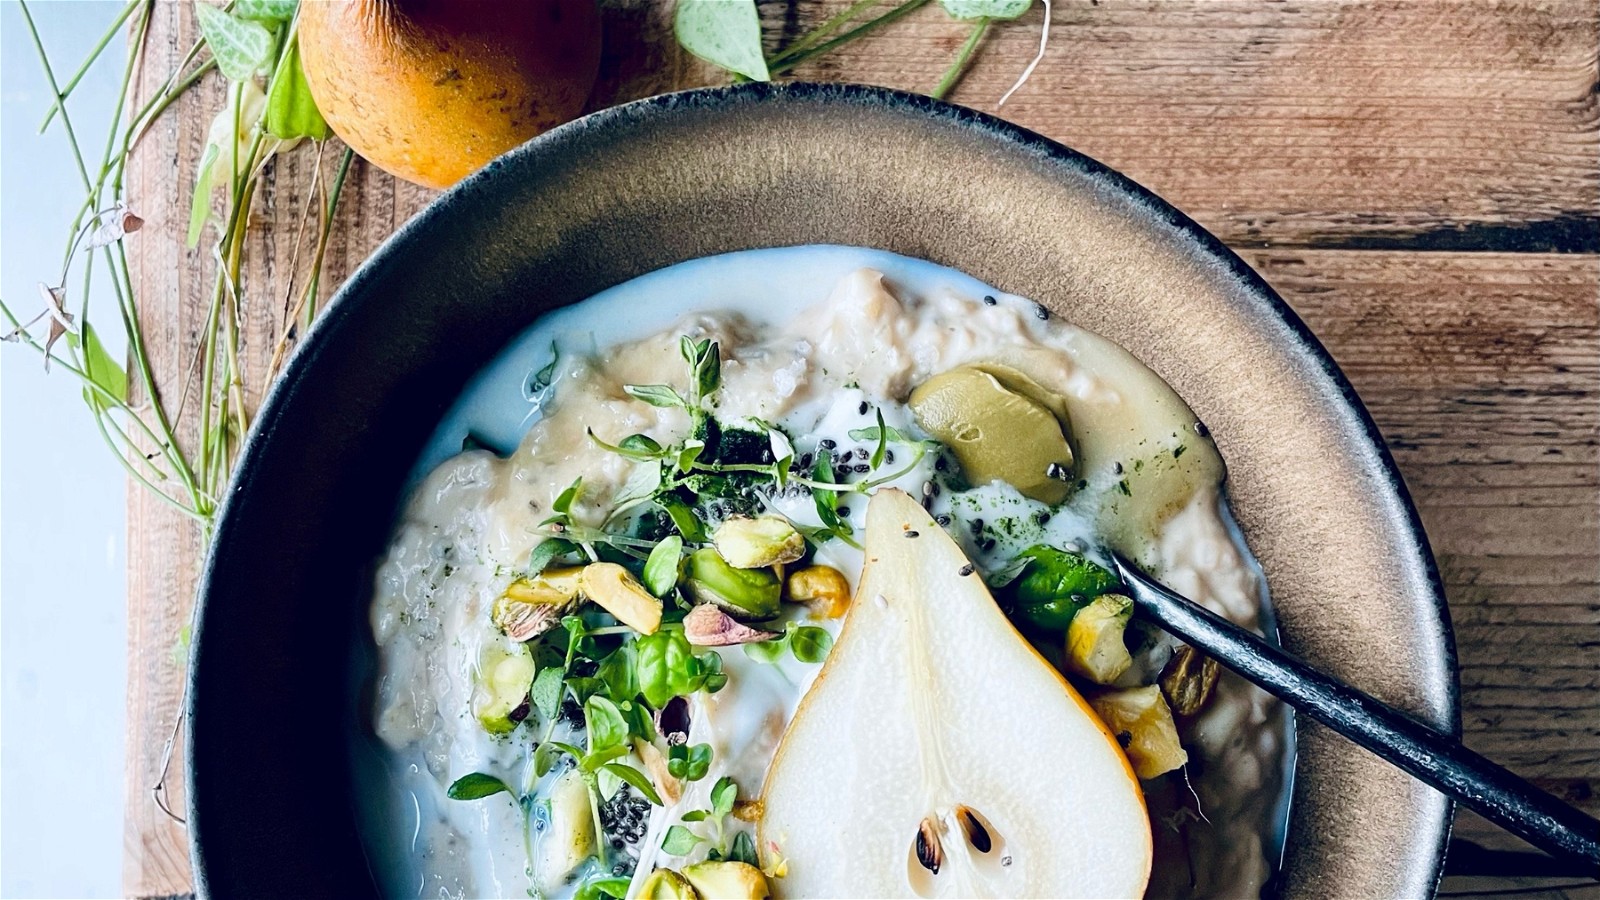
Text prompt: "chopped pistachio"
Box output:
[[686, 549, 782, 620], [712, 515, 805, 568], [493, 566, 583, 641], [578, 562, 663, 634], [785, 564, 851, 619], [681, 861, 770, 900], [683, 604, 781, 646], [635, 738, 683, 805], [637, 868, 698, 900], [1160, 644, 1221, 716], [1065, 594, 1134, 684], [1089, 685, 1188, 779]]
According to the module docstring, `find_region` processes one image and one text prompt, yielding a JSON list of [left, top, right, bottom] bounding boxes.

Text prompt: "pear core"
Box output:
[[758, 490, 1153, 898]]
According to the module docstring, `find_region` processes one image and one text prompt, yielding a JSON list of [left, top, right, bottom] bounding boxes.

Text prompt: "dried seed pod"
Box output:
[[1160, 644, 1221, 716], [915, 817, 944, 874], [955, 805, 992, 853]]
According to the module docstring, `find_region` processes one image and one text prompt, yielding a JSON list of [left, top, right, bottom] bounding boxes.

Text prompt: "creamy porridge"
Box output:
[[354, 247, 1289, 899]]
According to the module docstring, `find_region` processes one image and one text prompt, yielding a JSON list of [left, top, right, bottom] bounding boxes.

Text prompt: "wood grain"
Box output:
[[122, 1, 1599, 896]]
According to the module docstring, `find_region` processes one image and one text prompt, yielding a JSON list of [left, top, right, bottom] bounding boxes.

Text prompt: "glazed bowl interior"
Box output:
[[189, 82, 1457, 898]]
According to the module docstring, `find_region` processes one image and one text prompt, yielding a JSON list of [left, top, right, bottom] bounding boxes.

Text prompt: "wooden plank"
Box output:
[[776, 0, 1600, 250], [122, 1, 1599, 895], [1257, 248, 1600, 863]]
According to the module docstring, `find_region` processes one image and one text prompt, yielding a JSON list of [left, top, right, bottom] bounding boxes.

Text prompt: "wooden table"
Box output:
[[124, 2, 1599, 897]]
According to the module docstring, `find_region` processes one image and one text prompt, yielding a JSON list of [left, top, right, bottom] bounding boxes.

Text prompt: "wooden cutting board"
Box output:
[[123, 2, 1599, 897]]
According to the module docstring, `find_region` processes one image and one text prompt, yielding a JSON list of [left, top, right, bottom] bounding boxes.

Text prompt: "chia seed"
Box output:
[[819, 438, 837, 450], [885, 450, 895, 464], [982, 294, 997, 306], [1113, 461, 1124, 475], [1194, 420, 1210, 437], [837, 505, 852, 517], [1034, 510, 1052, 526], [855, 447, 869, 460], [969, 518, 985, 538], [600, 788, 651, 845], [935, 514, 952, 527], [980, 537, 997, 553], [1035, 303, 1050, 320], [852, 463, 871, 474], [858, 401, 869, 415]]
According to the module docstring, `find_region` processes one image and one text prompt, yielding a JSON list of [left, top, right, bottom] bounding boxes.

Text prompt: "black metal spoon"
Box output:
[[1111, 555, 1600, 876]]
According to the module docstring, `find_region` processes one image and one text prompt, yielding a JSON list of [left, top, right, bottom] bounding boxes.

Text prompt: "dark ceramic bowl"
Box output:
[[189, 82, 1457, 898]]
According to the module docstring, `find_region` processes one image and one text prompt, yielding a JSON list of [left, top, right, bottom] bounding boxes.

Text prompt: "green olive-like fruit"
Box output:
[[909, 365, 1075, 504], [686, 548, 782, 620]]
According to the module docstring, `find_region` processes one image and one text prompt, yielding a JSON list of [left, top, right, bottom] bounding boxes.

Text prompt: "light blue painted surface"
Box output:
[[2, 2, 130, 897]]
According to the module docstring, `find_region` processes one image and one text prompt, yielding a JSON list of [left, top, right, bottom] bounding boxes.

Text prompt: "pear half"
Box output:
[[759, 490, 1152, 898]]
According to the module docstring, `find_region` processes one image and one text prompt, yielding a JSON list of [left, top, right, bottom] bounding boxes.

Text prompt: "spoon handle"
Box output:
[[1111, 556, 1600, 876]]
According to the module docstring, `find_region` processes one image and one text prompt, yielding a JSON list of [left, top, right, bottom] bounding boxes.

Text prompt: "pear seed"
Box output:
[[955, 805, 992, 853], [915, 817, 943, 874]]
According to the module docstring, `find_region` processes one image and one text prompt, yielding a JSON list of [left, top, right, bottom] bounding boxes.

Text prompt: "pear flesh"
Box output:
[[759, 490, 1152, 898]]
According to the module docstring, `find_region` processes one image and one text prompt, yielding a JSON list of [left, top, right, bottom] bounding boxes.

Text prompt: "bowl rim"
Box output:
[[188, 80, 1461, 897]]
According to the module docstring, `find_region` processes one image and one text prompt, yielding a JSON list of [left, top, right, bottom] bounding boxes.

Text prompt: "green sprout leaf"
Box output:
[[676, 439, 707, 474], [661, 824, 705, 856], [643, 535, 685, 597], [694, 340, 722, 400], [596, 643, 640, 703], [446, 772, 513, 801], [552, 477, 583, 515], [742, 631, 788, 664], [588, 429, 667, 462], [193, 2, 276, 82], [584, 696, 629, 754], [727, 830, 759, 865], [710, 776, 738, 820], [675, 0, 770, 81], [531, 665, 566, 720], [601, 763, 665, 806], [667, 741, 714, 782], [526, 538, 577, 576], [574, 875, 633, 900], [264, 31, 330, 140], [624, 383, 687, 409], [940, 0, 1033, 19], [637, 629, 705, 708], [698, 649, 727, 693], [658, 495, 708, 542], [533, 741, 562, 777], [789, 625, 834, 664]]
